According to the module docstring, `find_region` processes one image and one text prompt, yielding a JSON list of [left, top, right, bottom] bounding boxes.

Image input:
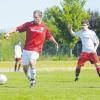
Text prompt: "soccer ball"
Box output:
[[0, 74, 7, 85]]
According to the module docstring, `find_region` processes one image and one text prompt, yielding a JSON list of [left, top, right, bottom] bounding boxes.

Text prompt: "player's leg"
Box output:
[[75, 65, 81, 81], [75, 52, 88, 81], [29, 51, 39, 87], [94, 63, 100, 77], [29, 60, 36, 80], [18, 59, 22, 71], [90, 53, 100, 77], [14, 61, 17, 71], [18, 63, 21, 71], [22, 50, 31, 79], [14, 58, 18, 71], [23, 65, 28, 75], [29, 60, 36, 87]]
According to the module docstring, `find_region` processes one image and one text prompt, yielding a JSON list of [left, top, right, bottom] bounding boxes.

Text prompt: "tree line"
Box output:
[[1, 0, 100, 61]]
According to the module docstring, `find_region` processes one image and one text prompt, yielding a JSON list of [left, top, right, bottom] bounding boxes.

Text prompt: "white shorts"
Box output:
[[22, 50, 39, 65]]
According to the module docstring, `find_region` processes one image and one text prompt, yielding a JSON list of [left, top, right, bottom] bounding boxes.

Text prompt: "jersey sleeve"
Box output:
[[16, 22, 28, 32], [46, 27, 52, 39], [74, 30, 82, 37]]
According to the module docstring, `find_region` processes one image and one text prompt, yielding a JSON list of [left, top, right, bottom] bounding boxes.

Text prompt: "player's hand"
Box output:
[[67, 24, 72, 31], [4, 27, 16, 39], [67, 24, 75, 36], [56, 44, 59, 52], [4, 33, 9, 39], [91, 50, 96, 54]]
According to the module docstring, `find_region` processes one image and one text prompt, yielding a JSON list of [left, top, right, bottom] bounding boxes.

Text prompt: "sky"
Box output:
[[0, 0, 100, 31], [85, 0, 100, 12]]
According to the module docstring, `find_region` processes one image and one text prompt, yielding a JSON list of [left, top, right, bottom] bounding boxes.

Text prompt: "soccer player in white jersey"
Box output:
[[14, 41, 22, 72], [68, 20, 100, 81]]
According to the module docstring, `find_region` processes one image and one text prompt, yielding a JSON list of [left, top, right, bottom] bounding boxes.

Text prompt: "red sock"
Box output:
[[96, 66, 100, 71]]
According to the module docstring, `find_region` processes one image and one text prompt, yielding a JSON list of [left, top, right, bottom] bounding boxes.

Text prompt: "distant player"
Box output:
[[68, 20, 100, 81], [14, 41, 22, 72], [5, 10, 59, 87]]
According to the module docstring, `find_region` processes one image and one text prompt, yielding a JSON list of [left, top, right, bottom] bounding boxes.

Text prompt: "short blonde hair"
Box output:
[[33, 10, 42, 17]]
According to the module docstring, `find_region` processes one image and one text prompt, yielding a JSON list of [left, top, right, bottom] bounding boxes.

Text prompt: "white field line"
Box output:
[[0, 67, 95, 72]]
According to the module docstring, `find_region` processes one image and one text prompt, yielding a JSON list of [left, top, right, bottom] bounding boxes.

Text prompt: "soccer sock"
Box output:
[[96, 66, 100, 77], [27, 68, 31, 79], [75, 66, 81, 78], [30, 67, 36, 80]]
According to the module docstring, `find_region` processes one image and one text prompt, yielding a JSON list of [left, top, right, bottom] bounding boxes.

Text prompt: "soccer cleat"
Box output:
[[30, 79, 36, 88], [74, 77, 79, 81]]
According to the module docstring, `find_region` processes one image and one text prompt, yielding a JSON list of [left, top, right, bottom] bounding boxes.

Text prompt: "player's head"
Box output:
[[18, 41, 21, 46], [81, 20, 90, 30], [33, 10, 42, 24]]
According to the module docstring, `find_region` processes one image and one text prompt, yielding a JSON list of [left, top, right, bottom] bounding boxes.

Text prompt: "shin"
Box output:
[[29, 60, 36, 80], [95, 63, 100, 77], [75, 65, 81, 81]]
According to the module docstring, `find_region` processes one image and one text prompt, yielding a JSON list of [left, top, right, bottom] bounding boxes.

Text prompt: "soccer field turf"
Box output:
[[0, 69, 100, 100]]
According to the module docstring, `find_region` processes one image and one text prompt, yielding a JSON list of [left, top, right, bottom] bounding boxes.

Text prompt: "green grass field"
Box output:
[[0, 61, 100, 100]]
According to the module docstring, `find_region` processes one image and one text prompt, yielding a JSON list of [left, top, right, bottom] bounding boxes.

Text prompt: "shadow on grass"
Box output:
[[0, 85, 28, 89], [78, 86, 100, 89]]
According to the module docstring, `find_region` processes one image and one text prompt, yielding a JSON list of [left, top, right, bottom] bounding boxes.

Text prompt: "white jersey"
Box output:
[[74, 29, 99, 53], [14, 45, 22, 58]]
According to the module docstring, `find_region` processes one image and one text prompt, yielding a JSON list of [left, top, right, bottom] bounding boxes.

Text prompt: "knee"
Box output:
[[77, 64, 83, 67], [30, 60, 36, 67], [23, 65, 28, 69]]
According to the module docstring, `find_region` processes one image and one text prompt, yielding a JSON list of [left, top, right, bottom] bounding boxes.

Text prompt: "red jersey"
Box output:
[[16, 21, 52, 53]]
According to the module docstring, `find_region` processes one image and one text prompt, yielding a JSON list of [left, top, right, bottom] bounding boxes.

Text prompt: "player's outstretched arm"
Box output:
[[4, 27, 17, 39], [67, 24, 75, 36]]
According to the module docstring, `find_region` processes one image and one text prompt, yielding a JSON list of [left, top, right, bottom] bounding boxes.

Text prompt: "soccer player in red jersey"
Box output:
[[5, 10, 59, 87]]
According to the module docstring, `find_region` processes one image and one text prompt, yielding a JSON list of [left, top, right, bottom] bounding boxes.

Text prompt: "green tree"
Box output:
[[89, 10, 100, 34], [1, 32, 25, 61], [43, 0, 89, 56]]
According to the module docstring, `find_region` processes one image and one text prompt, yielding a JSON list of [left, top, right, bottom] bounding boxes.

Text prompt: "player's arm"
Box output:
[[4, 27, 17, 39], [67, 24, 75, 36], [92, 32, 99, 54], [46, 27, 59, 51], [5, 22, 28, 39], [49, 36, 59, 51]]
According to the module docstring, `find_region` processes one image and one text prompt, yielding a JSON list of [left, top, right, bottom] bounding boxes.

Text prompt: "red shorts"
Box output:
[[78, 52, 99, 66], [15, 58, 22, 62]]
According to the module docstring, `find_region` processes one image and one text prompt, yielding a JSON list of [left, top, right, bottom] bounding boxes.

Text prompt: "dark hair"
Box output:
[[81, 20, 90, 25], [33, 10, 42, 17]]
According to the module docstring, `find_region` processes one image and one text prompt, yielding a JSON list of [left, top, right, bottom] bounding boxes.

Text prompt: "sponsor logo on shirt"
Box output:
[[30, 27, 44, 33]]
